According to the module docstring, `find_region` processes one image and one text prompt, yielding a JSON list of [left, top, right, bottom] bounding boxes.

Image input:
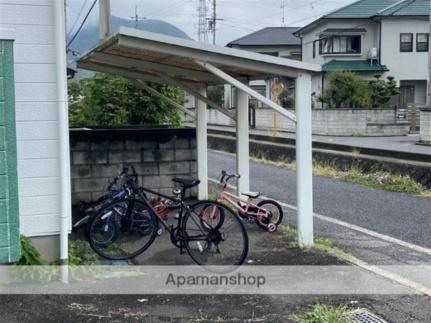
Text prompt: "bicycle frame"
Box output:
[[133, 186, 187, 234], [217, 190, 270, 220]]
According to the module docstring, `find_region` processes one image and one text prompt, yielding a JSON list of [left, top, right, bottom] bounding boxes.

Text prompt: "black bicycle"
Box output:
[[86, 167, 249, 266]]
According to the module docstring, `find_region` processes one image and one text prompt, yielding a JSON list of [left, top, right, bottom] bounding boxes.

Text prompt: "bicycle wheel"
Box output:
[[182, 200, 248, 266], [255, 200, 283, 232], [195, 201, 225, 231], [86, 198, 159, 260]]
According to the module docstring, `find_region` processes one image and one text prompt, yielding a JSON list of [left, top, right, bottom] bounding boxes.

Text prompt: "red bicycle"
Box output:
[[214, 170, 284, 232]]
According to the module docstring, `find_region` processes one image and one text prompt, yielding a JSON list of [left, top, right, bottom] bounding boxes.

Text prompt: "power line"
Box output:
[[67, 0, 89, 39], [66, 0, 98, 50]]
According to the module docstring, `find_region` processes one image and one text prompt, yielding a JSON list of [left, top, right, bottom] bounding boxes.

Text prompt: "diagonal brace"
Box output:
[[195, 60, 297, 123], [158, 73, 236, 120], [133, 80, 196, 119]]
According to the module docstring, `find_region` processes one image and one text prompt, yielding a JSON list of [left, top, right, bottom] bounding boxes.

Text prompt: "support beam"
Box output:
[[196, 87, 208, 199], [195, 60, 297, 123], [235, 88, 250, 195], [99, 0, 111, 40], [133, 80, 196, 118], [78, 62, 178, 86], [92, 52, 219, 84], [295, 72, 314, 247], [159, 73, 235, 120]]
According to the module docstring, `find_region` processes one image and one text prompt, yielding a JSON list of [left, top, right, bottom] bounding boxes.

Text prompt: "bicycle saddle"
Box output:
[[242, 192, 261, 199], [172, 178, 201, 189]]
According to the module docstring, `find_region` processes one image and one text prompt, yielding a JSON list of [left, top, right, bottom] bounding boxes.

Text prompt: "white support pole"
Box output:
[[54, 0, 71, 282], [196, 87, 208, 199], [99, 0, 111, 40], [235, 88, 250, 195], [133, 80, 196, 118], [195, 60, 297, 123], [295, 72, 314, 247]]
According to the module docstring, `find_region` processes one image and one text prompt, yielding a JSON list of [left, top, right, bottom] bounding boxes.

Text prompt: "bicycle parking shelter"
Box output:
[[78, 27, 321, 246]]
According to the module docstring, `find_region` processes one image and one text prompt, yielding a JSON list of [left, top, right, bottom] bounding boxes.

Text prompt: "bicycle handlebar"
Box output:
[[220, 170, 240, 185]]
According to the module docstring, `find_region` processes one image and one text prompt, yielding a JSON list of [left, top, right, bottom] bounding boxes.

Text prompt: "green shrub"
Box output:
[[14, 235, 44, 266], [68, 73, 184, 128], [368, 74, 399, 108], [318, 71, 371, 109], [58, 240, 100, 266]]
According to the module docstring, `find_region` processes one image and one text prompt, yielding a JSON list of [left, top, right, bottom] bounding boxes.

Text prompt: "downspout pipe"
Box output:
[[54, 0, 71, 268]]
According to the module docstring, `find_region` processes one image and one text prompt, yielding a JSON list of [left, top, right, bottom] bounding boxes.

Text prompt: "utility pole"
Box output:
[[130, 5, 146, 29], [281, 0, 286, 26], [427, 0, 431, 105], [207, 0, 223, 45], [99, 0, 111, 40]]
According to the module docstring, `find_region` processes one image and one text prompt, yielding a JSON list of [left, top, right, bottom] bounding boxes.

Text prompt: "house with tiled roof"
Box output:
[[227, 27, 301, 60], [295, 0, 429, 108], [223, 27, 301, 110]]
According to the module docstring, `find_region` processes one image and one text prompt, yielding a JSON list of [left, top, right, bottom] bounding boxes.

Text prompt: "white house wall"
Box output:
[[0, 0, 64, 237], [301, 19, 379, 66], [380, 18, 428, 85]]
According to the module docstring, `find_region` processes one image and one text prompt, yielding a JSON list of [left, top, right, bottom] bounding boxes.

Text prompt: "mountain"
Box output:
[[68, 16, 192, 69]]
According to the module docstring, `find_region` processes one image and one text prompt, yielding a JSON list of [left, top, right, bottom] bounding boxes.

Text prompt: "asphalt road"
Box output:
[[208, 150, 431, 249]]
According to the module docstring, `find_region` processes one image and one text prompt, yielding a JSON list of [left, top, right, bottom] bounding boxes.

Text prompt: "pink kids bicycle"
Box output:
[[214, 170, 284, 232]]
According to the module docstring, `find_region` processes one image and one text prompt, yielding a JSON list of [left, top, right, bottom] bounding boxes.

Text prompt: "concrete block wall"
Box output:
[[420, 109, 431, 144], [192, 107, 409, 136], [70, 128, 197, 204]]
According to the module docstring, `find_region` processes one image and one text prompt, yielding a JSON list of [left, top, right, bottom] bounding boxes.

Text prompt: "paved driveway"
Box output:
[[208, 150, 431, 249]]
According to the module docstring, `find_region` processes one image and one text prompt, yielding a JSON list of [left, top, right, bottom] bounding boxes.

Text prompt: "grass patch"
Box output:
[[251, 154, 431, 198], [278, 224, 339, 252], [291, 304, 350, 323]]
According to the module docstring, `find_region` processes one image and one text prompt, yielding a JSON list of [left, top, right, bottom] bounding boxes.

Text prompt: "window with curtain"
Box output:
[[319, 35, 361, 54], [416, 33, 429, 52], [400, 33, 413, 52]]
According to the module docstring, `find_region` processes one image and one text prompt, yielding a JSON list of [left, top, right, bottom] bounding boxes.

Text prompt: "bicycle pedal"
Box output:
[[157, 228, 163, 236]]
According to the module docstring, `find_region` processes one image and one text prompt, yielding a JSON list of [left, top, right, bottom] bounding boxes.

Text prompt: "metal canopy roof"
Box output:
[[78, 27, 320, 86]]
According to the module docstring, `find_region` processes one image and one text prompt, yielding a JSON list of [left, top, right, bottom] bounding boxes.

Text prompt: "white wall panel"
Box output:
[[15, 64, 57, 83], [0, 3, 54, 26], [14, 44, 56, 64], [15, 83, 57, 102], [20, 214, 60, 237], [18, 158, 60, 178], [15, 102, 58, 121], [1, 0, 63, 237], [17, 140, 59, 159], [18, 177, 60, 197], [16, 121, 58, 140], [19, 195, 60, 216]]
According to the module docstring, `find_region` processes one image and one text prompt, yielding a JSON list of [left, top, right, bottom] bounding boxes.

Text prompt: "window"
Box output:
[[400, 33, 413, 52], [313, 41, 316, 58], [417, 33, 429, 52], [319, 35, 361, 55]]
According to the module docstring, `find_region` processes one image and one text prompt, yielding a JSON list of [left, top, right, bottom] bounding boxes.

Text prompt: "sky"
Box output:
[[66, 0, 358, 46]]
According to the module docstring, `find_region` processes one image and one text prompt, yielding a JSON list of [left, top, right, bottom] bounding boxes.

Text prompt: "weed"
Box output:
[[252, 151, 431, 198], [291, 304, 350, 323], [14, 235, 44, 266]]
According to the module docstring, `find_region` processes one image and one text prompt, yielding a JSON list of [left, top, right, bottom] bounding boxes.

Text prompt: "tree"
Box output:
[[318, 71, 371, 109], [368, 74, 399, 108], [206, 85, 224, 107], [68, 73, 185, 127]]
